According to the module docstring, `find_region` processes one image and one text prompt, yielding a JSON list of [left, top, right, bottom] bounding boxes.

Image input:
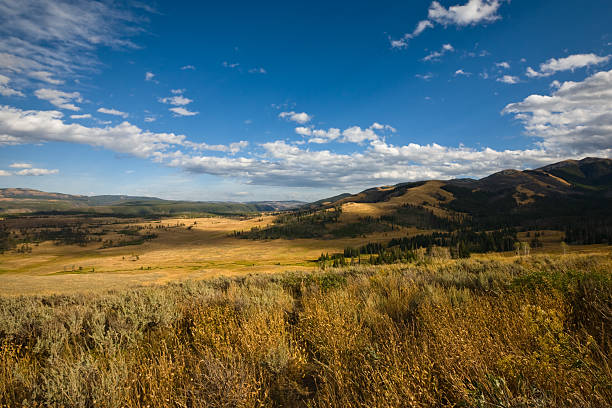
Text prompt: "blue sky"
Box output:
[[0, 0, 611, 201]]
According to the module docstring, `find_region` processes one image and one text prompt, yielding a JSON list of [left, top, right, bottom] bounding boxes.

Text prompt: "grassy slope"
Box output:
[[0, 254, 610, 407]]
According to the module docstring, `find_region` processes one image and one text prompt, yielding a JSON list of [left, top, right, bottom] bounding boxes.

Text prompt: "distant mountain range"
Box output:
[[0, 188, 305, 215], [2, 158, 611, 225], [298, 157, 612, 238]]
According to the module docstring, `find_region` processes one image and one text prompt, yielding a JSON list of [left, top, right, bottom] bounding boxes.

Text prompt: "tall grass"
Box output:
[[1, 254, 610, 407]]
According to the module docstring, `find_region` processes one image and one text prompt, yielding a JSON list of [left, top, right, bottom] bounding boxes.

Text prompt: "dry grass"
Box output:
[[1, 254, 610, 407], [0, 215, 421, 295]]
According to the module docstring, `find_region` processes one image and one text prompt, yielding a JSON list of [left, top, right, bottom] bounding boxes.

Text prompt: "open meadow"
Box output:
[[0, 213, 423, 295], [0, 254, 610, 407]]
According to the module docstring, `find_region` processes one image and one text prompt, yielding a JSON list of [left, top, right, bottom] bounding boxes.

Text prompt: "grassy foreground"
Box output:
[[0, 255, 610, 407]]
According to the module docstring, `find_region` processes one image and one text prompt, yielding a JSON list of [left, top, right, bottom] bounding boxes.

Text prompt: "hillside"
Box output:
[[242, 157, 612, 241]]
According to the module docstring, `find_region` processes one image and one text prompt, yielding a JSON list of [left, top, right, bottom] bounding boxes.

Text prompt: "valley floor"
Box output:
[[0, 214, 422, 295]]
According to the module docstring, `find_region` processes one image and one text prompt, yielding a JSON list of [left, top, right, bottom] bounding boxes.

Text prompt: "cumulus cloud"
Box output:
[[503, 69, 612, 154], [495, 61, 510, 69], [295, 123, 394, 145], [2, 67, 611, 189], [0, 105, 242, 158], [145, 71, 155, 81], [295, 127, 312, 136], [0, 170, 10, 176], [497, 75, 520, 84], [423, 44, 454, 61], [428, 0, 503, 26], [391, 0, 504, 48], [159, 95, 193, 106], [279, 111, 312, 124], [97, 107, 128, 118], [455, 69, 471, 76], [9, 162, 31, 168], [169, 107, 198, 116], [16, 168, 58, 176], [526, 53, 611, 77], [34, 88, 82, 111], [70, 113, 92, 119], [0, 74, 24, 96]]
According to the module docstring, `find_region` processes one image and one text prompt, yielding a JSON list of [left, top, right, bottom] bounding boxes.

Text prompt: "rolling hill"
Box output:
[[0, 188, 304, 216], [242, 157, 612, 241]]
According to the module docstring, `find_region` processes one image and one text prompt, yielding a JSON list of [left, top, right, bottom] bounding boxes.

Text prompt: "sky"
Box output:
[[0, 0, 611, 202]]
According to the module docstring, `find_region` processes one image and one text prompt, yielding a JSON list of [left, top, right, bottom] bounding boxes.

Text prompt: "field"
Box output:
[[1, 210, 611, 407], [0, 254, 610, 407], [0, 213, 422, 295]]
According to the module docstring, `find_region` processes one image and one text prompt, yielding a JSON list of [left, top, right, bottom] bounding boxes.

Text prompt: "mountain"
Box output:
[[239, 157, 612, 241], [309, 157, 612, 210], [0, 188, 304, 215]]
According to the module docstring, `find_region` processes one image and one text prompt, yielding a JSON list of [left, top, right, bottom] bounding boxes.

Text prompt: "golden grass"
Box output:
[[338, 181, 455, 222], [0, 215, 419, 295], [0, 254, 610, 407]]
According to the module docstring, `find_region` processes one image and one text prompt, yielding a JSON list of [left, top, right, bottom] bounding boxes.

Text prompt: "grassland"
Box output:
[[0, 254, 610, 407], [0, 214, 422, 295]]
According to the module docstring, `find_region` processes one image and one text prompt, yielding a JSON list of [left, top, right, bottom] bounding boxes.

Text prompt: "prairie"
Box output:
[[0, 214, 419, 295], [0, 254, 610, 407]]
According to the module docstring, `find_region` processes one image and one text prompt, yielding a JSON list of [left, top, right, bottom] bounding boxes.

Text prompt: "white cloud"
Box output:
[[390, 0, 503, 48], [70, 113, 91, 119], [9, 162, 31, 168], [28, 70, 64, 84], [279, 111, 312, 124], [428, 0, 503, 26], [390, 20, 434, 48], [455, 69, 471, 76], [0, 105, 193, 157], [248, 67, 267, 74], [416, 72, 434, 80], [342, 126, 380, 144], [497, 75, 520, 84], [295, 126, 312, 136], [16, 168, 58, 176], [144, 116, 156, 122], [222, 61, 239, 68], [495, 61, 510, 69], [34, 88, 82, 111], [0, 170, 10, 176], [1, 95, 609, 189], [526, 53, 611, 77], [0, 74, 24, 96], [0, 0, 146, 83], [423, 44, 454, 61], [171, 89, 185, 94], [181, 65, 195, 70], [503, 69, 612, 154], [159, 95, 193, 106], [97, 107, 128, 118], [145, 71, 155, 81], [169, 107, 198, 117]]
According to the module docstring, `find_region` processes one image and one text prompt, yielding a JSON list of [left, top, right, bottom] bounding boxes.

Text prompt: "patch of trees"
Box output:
[[564, 221, 612, 245], [235, 207, 343, 239], [319, 229, 518, 267], [379, 204, 465, 231]]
